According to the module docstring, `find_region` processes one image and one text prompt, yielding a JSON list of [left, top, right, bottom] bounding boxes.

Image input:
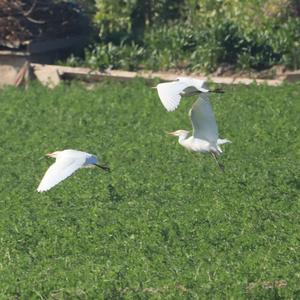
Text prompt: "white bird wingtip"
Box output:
[[36, 186, 47, 192]]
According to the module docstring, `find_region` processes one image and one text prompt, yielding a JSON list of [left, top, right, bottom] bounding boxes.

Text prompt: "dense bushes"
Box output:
[[71, 0, 300, 72]]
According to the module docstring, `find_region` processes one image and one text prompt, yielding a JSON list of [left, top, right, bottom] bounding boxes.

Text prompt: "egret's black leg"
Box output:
[[95, 164, 110, 172], [211, 152, 225, 172]]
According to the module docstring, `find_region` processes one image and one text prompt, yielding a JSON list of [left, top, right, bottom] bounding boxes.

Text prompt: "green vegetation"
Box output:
[[69, 0, 300, 72], [0, 80, 299, 299]]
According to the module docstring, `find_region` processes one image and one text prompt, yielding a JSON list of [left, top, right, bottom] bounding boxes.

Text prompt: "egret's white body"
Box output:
[[37, 149, 109, 192], [175, 130, 229, 155], [155, 77, 216, 112], [167, 93, 231, 170]]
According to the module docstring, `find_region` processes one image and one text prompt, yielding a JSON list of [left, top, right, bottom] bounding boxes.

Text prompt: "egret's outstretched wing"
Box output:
[[156, 81, 187, 111], [37, 156, 85, 192], [156, 78, 209, 112], [189, 94, 219, 142]]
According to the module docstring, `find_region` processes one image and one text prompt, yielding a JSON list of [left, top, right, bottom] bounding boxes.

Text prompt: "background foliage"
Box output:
[[68, 0, 300, 72], [0, 80, 299, 298]]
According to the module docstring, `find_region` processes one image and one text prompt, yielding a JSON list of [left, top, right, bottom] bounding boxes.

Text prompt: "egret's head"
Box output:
[[46, 151, 61, 158], [167, 130, 189, 137]]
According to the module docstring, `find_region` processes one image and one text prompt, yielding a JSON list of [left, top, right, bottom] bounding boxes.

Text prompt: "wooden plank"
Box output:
[[14, 61, 30, 87], [31, 63, 285, 86], [284, 70, 300, 83], [0, 50, 30, 56]]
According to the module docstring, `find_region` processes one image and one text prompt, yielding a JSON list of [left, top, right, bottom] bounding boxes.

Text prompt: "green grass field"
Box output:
[[0, 79, 299, 299]]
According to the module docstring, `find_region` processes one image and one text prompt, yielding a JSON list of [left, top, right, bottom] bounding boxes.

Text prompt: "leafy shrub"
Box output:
[[72, 0, 300, 72], [84, 42, 145, 70]]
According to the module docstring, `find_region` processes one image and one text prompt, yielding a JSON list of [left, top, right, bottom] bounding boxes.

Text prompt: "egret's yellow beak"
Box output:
[[167, 131, 176, 136], [151, 86, 157, 89]]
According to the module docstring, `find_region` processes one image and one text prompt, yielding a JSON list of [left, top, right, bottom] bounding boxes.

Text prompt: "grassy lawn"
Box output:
[[0, 79, 299, 299]]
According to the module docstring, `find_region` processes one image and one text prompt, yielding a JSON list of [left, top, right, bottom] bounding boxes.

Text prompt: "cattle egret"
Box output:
[[168, 93, 231, 171], [155, 77, 223, 112], [37, 149, 109, 192]]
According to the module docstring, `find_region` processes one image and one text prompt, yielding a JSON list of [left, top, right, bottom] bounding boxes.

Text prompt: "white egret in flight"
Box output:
[[168, 93, 231, 171], [37, 149, 109, 192], [155, 77, 223, 112]]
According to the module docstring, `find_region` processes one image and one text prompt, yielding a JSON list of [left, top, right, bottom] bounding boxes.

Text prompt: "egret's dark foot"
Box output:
[[95, 164, 110, 172], [218, 163, 225, 172]]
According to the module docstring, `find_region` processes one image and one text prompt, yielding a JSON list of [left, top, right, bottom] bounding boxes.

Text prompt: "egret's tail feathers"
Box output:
[[217, 138, 232, 145]]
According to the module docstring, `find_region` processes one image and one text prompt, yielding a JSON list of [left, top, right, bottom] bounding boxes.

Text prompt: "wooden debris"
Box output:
[[14, 61, 30, 87], [33, 64, 60, 89], [284, 70, 300, 82], [0, 0, 89, 49]]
